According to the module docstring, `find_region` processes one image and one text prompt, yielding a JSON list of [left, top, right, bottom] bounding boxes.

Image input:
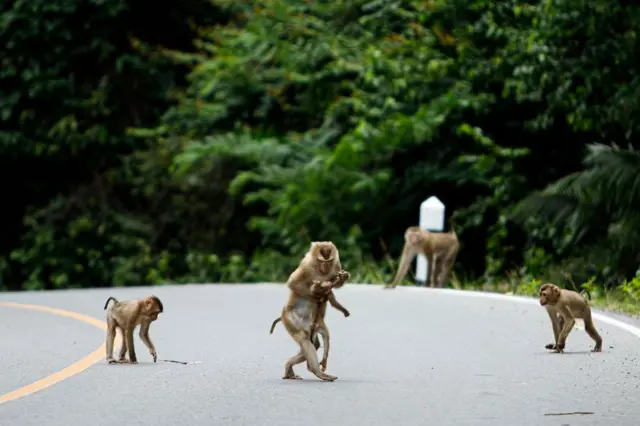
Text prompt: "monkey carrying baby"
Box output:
[[538, 283, 602, 353], [270, 241, 350, 381], [385, 219, 459, 289], [270, 265, 350, 375], [104, 295, 164, 364]]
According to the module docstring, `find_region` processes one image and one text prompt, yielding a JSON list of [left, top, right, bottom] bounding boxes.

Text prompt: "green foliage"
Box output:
[[3, 0, 640, 295], [514, 143, 640, 283]]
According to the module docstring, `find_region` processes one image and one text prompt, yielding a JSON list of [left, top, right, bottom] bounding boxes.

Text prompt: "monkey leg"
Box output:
[[555, 316, 575, 353], [114, 326, 127, 361], [583, 311, 603, 352], [317, 325, 331, 373], [283, 350, 306, 380], [306, 330, 322, 372], [124, 326, 138, 364], [300, 338, 337, 381], [426, 253, 436, 287], [105, 320, 118, 364], [545, 313, 564, 350], [436, 246, 458, 288]]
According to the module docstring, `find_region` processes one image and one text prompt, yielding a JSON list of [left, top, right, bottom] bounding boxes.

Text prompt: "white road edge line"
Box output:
[[255, 283, 640, 339]]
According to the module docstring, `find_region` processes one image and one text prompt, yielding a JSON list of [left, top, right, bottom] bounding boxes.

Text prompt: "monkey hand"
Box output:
[[343, 310, 350, 318], [553, 343, 565, 354], [545, 343, 557, 350], [151, 350, 157, 362], [311, 280, 333, 296], [337, 270, 350, 282]]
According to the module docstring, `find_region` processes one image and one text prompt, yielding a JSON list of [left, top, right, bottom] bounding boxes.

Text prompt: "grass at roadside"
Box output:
[[348, 260, 640, 318]]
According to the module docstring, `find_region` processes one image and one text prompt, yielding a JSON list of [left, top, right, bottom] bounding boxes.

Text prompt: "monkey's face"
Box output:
[[312, 241, 337, 275], [317, 259, 333, 275], [539, 284, 560, 306], [145, 299, 162, 321], [405, 228, 423, 246]]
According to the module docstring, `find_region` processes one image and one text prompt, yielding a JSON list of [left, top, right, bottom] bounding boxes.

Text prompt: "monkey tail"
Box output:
[[103, 296, 118, 310], [579, 289, 592, 301], [269, 317, 282, 334], [448, 216, 457, 233]]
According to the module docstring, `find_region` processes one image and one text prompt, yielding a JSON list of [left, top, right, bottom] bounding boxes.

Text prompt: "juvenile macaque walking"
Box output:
[[104, 295, 164, 364], [385, 219, 459, 289], [538, 283, 602, 353]]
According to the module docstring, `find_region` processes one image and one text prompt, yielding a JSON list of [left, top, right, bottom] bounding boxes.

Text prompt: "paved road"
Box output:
[[1, 284, 640, 426]]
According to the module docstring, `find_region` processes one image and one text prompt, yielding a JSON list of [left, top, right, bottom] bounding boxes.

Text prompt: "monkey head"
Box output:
[[539, 283, 561, 306], [404, 226, 425, 246], [310, 241, 339, 275], [144, 295, 164, 321]]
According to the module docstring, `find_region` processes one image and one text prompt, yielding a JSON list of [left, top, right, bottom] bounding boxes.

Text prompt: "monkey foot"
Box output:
[[382, 285, 395, 290], [592, 346, 602, 353], [282, 375, 302, 380], [321, 375, 337, 382], [545, 343, 557, 350]]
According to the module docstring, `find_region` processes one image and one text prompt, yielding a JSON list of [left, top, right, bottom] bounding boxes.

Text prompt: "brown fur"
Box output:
[[385, 220, 459, 289], [539, 283, 602, 353], [270, 272, 350, 373], [104, 295, 164, 364], [277, 241, 347, 381]]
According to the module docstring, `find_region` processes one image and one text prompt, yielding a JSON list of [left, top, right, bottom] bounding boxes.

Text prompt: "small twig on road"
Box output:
[[160, 359, 189, 365], [544, 411, 594, 416]]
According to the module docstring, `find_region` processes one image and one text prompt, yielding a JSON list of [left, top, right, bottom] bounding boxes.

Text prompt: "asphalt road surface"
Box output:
[[2, 284, 640, 426]]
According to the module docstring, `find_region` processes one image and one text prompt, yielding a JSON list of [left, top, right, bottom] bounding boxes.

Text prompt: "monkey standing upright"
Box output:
[[276, 241, 349, 381], [384, 219, 459, 289], [104, 295, 164, 364], [270, 275, 350, 374], [538, 283, 602, 353]]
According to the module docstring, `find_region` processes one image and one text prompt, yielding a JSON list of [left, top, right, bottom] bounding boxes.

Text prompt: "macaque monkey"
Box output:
[[277, 241, 348, 381], [270, 274, 350, 374], [538, 283, 602, 353], [384, 219, 459, 289], [104, 295, 164, 364]]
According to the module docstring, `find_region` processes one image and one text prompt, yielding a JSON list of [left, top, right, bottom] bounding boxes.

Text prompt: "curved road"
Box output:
[[1, 284, 640, 426]]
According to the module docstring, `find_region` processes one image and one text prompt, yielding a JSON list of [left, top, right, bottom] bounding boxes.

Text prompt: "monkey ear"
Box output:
[[552, 286, 561, 298]]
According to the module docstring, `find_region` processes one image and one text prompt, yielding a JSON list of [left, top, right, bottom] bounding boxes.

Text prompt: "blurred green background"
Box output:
[[2, 0, 639, 308]]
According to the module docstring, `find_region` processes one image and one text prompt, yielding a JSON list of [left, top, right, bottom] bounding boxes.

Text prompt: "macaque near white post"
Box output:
[[415, 196, 445, 284]]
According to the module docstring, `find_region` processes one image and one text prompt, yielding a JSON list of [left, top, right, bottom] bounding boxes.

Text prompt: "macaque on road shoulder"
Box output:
[[385, 220, 459, 289], [539, 283, 602, 353]]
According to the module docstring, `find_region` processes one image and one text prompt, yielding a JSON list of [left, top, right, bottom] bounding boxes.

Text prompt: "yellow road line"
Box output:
[[0, 301, 121, 405]]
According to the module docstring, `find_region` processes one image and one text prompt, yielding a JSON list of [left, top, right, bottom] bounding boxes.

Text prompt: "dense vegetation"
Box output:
[[2, 0, 639, 302]]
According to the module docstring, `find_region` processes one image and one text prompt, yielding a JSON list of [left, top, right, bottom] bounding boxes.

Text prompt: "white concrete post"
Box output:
[[416, 196, 445, 284]]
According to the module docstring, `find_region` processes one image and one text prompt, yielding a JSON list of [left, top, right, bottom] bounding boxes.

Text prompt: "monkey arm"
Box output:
[[389, 244, 418, 287], [287, 268, 315, 297], [139, 321, 157, 362], [556, 306, 576, 350], [327, 293, 350, 317], [310, 280, 335, 298], [547, 309, 561, 344]]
